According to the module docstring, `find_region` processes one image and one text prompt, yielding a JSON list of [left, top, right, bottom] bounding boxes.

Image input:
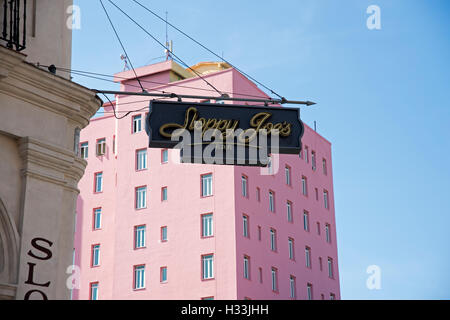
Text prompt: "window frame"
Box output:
[[133, 264, 146, 290], [135, 148, 148, 171], [135, 186, 147, 210], [201, 173, 213, 197], [201, 213, 214, 238], [201, 254, 214, 280], [134, 225, 146, 249], [93, 207, 102, 230], [96, 138, 106, 156], [132, 114, 142, 134]]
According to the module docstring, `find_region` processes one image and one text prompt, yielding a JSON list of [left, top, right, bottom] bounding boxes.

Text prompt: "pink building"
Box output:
[[73, 60, 340, 300]]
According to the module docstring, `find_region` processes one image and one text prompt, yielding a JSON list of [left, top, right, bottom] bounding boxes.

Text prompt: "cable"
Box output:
[[106, 0, 224, 97], [131, 0, 285, 100], [99, 0, 146, 92], [36, 64, 272, 100], [101, 93, 133, 119]]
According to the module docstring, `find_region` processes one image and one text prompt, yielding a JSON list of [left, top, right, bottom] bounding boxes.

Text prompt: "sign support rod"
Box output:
[[93, 89, 316, 106]]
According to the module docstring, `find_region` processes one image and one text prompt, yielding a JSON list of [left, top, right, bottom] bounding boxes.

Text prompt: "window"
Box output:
[[202, 297, 214, 300], [134, 225, 146, 249], [268, 157, 273, 175], [322, 158, 327, 175], [289, 276, 296, 299], [94, 172, 103, 193], [304, 146, 309, 163], [161, 226, 168, 242], [311, 151, 316, 171], [136, 149, 147, 170], [330, 293, 336, 300], [257, 226, 262, 241], [161, 149, 168, 163], [80, 142, 88, 159], [303, 211, 309, 231], [160, 267, 168, 283], [301, 176, 307, 196], [271, 267, 278, 292], [259, 267, 263, 283], [319, 257, 323, 271], [285, 166, 291, 186], [286, 201, 293, 222], [317, 222, 321, 235], [90, 282, 99, 300], [201, 174, 213, 197], [288, 238, 295, 260], [135, 186, 147, 209], [202, 254, 214, 279], [94, 139, 105, 157], [305, 247, 311, 268], [161, 187, 168, 201], [268, 190, 275, 212], [243, 215, 249, 238], [132, 115, 142, 133], [315, 188, 319, 201], [328, 258, 334, 278], [321, 294, 325, 300], [201, 213, 213, 237], [93, 208, 102, 230], [243, 256, 250, 279], [270, 228, 277, 251], [256, 187, 260, 202], [91, 244, 100, 267], [323, 190, 329, 209], [241, 175, 248, 197], [96, 138, 106, 156], [325, 224, 331, 243], [307, 283, 313, 300], [134, 265, 145, 289]]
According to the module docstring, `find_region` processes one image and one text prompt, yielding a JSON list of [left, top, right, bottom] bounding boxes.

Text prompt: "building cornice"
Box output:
[[0, 45, 102, 129]]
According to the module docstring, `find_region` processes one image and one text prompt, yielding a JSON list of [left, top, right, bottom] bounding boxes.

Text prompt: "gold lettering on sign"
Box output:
[[159, 107, 292, 142]]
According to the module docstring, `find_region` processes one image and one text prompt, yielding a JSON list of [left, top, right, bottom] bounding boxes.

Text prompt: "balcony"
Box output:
[[1, 0, 27, 51]]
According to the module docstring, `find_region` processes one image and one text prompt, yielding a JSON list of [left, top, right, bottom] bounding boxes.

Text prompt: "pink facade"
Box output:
[[73, 61, 340, 300]]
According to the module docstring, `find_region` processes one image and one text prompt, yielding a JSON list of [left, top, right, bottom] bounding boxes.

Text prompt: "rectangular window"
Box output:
[[319, 257, 323, 271], [202, 297, 214, 300], [201, 174, 213, 197], [330, 293, 336, 300], [312, 151, 316, 171], [161, 226, 168, 242], [270, 228, 277, 251], [161, 187, 168, 201], [285, 166, 291, 186], [134, 225, 146, 249], [201, 213, 213, 237], [90, 282, 98, 300], [134, 265, 145, 289], [322, 158, 327, 175], [256, 187, 260, 202], [315, 188, 319, 201], [80, 142, 88, 159], [305, 247, 311, 268], [317, 222, 321, 235], [307, 283, 313, 300], [243, 214, 249, 238], [243, 256, 250, 279], [288, 238, 295, 260], [271, 267, 278, 292], [96, 138, 106, 156], [94, 172, 103, 193], [287, 201, 293, 222], [325, 224, 331, 243], [161, 149, 168, 163], [202, 254, 214, 279], [269, 190, 275, 212], [328, 258, 334, 278], [259, 267, 263, 283], [241, 175, 248, 197], [290, 275, 296, 299], [303, 211, 309, 231], [160, 267, 168, 283], [136, 149, 147, 171], [258, 226, 262, 241], [305, 146, 309, 163], [132, 115, 142, 133], [301, 176, 307, 196], [91, 244, 100, 267], [135, 186, 147, 209], [93, 208, 102, 230], [324, 190, 329, 209]]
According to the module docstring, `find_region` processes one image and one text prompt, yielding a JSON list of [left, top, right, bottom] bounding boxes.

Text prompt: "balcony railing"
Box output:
[[1, 0, 27, 51]]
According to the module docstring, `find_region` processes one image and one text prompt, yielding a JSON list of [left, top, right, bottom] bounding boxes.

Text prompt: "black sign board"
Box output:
[[145, 101, 304, 166]]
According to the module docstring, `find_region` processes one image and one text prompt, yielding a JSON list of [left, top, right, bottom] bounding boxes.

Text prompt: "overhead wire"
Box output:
[[131, 0, 285, 100], [106, 0, 225, 97]]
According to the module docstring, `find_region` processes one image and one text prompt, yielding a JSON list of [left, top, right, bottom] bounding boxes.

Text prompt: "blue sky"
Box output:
[[72, 0, 450, 299]]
